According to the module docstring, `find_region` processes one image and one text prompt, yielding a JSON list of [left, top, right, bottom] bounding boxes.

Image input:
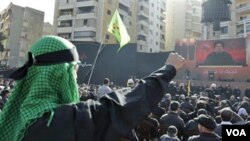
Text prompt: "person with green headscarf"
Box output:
[[0, 35, 185, 141]]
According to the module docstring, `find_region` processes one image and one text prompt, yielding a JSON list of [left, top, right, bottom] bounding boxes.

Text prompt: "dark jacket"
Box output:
[[22, 65, 176, 141], [159, 112, 185, 138], [188, 133, 221, 141]]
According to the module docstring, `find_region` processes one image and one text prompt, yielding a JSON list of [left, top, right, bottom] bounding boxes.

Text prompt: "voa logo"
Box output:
[[226, 129, 246, 136]]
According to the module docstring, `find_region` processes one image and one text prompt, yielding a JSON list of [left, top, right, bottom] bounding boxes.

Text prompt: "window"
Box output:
[[75, 19, 96, 27], [160, 25, 163, 30], [58, 20, 72, 27], [83, 19, 88, 26], [152, 3, 154, 7], [140, 6, 144, 10], [140, 45, 143, 50], [161, 34, 165, 40], [74, 31, 96, 38], [105, 34, 110, 40], [156, 42, 158, 45], [58, 33, 71, 39], [107, 10, 112, 15], [141, 25, 144, 30], [137, 35, 146, 41], [129, 21, 132, 26], [221, 26, 228, 34], [66, 0, 69, 3], [77, 6, 95, 14], [150, 48, 152, 53], [60, 9, 73, 16]]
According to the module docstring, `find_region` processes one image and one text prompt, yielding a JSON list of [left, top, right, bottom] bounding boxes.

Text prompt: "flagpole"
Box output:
[[87, 37, 105, 86], [87, 0, 106, 86]]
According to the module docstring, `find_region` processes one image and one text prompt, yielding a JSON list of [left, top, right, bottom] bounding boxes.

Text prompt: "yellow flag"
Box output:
[[108, 10, 130, 52], [188, 80, 191, 96]]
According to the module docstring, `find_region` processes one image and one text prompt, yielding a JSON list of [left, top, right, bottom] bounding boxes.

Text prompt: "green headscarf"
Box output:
[[0, 36, 80, 141]]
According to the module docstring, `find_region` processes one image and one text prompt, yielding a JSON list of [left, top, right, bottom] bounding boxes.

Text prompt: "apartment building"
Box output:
[[165, 0, 202, 51], [0, 3, 44, 68], [54, 0, 136, 43], [54, 0, 166, 53], [236, 0, 250, 37], [202, 0, 250, 39], [136, 0, 166, 52]]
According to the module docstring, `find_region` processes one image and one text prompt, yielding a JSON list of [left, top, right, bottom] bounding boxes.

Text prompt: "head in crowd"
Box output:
[[196, 100, 207, 110], [103, 78, 110, 85], [185, 96, 190, 102], [0, 36, 80, 141], [219, 100, 229, 108], [197, 108, 207, 116], [170, 101, 180, 112], [167, 125, 178, 137], [165, 93, 172, 100], [220, 108, 233, 122], [238, 108, 249, 119], [210, 83, 217, 89], [0, 89, 10, 99], [180, 94, 185, 101], [127, 78, 134, 88], [195, 114, 217, 133]]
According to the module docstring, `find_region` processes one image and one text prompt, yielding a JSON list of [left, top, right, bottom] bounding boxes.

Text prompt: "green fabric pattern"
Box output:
[[0, 36, 80, 141]]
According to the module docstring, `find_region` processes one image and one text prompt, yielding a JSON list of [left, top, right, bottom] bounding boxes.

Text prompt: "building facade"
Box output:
[[0, 3, 44, 68], [43, 22, 53, 36], [136, 0, 166, 52], [236, 0, 250, 37], [165, 0, 202, 51], [54, 0, 166, 53], [54, 0, 136, 43], [202, 0, 250, 40]]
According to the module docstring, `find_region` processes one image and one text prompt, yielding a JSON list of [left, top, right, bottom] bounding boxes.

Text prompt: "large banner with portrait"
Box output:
[[196, 38, 246, 66]]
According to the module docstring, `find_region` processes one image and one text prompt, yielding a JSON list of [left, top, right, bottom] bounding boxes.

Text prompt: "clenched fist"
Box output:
[[166, 53, 185, 72]]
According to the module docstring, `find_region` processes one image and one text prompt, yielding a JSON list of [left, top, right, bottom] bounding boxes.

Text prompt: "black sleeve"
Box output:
[[77, 65, 176, 141]]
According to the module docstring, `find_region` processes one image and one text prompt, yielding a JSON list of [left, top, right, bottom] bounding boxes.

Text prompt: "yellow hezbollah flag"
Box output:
[[108, 10, 130, 52], [188, 80, 191, 96]]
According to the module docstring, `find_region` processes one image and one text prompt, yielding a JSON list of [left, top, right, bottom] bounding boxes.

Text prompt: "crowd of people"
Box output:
[[76, 78, 250, 141], [2, 76, 250, 141]]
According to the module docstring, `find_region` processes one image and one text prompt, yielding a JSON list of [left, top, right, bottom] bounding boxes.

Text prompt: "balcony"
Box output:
[[59, 3, 75, 9], [236, 3, 250, 14], [77, 0, 98, 7], [57, 27, 73, 33], [138, 19, 149, 26], [58, 33, 72, 40], [192, 23, 202, 33], [74, 26, 96, 32], [137, 29, 148, 36], [119, 0, 130, 10], [237, 18, 250, 25], [137, 34, 147, 42], [138, 10, 149, 19], [138, 0, 149, 9], [237, 21, 250, 35], [77, 6, 96, 15]]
